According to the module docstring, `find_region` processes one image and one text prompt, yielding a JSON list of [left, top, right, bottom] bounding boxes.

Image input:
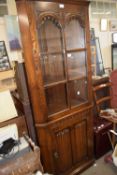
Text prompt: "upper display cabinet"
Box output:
[[36, 3, 89, 116]]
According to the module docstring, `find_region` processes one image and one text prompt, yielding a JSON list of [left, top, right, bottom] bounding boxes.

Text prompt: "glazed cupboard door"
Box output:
[[64, 14, 88, 107], [36, 3, 91, 117], [38, 13, 69, 116]]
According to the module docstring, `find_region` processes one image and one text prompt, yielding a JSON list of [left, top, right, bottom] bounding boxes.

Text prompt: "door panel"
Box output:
[[38, 14, 65, 85], [54, 128, 72, 173], [71, 120, 87, 164]]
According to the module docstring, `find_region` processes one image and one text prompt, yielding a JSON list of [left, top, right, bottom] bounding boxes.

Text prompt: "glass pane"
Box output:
[[39, 17, 65, 84], [69, 79, 88, 107], [39, 19, 63, 53], [95, 38, 105, 75], [45, 84, 68, 115], [38, 17, 66, 85], [65, 18, 85, 50], [67, 51, 87, 80], [41, 53, 66, 85]]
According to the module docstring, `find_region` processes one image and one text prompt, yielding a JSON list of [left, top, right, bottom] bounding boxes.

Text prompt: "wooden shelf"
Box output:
[[0, 69, 17, 92], [44, 79, 67, 88], [0, 83, 17, 92], [41, 50, 62, 55], [0, 70, 15, 80], [67, 48, 86, 53], [68, 76, 87, 81]]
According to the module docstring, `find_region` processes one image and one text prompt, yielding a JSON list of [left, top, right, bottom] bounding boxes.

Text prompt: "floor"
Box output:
[[80, 152, 117, 175]]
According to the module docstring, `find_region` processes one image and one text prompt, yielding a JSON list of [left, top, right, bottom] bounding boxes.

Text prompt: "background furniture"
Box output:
[[0, 116, 43, 175], [93, 117, 112, 158], [90, 29, 105, 77], [111, 43, 117, 70], [0, 41, 11, 72], [93, 76, 117, 149], [110, 69, 117, 108], [13, 62, 37, 143], [0, 115, 27, 137], [16, 0, 94, 174], [92, 77, 112, 158], [0, 70, 16, 92], [93, 82, 111, 114]]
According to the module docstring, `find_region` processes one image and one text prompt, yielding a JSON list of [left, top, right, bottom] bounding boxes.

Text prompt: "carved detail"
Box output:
[[38, 12, 62, 29], [65, 14, 85, 28], [49, 109, 91, 131], [36, 107, 92, 130], [56, 128, 69, 137]]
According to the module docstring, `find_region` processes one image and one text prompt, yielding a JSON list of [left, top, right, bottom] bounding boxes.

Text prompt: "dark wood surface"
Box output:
[[15, 0, 94, 174], [92, 76, 109, 86], [93, 81, 111, 115], [0, 116, 43, 175], [111, 44, 117, 70], [92, 77, 113, 158], [0, 148, 43, 175], [14, 62, 37, 143], [93, 117, 112, 159]]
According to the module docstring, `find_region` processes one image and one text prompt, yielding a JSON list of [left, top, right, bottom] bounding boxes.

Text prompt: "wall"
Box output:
[[89, 18, 113, 69], [0, 0, 23, 64], [89, 2, 117, 70], [0, 0, 22, 122]]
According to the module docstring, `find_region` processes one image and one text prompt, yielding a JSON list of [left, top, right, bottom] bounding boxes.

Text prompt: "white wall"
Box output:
[[7, 0, 17, 15]]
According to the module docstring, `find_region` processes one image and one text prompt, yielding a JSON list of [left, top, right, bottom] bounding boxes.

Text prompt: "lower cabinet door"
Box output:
[[53, 120, 88, 174], [71, 120, 88, 164], [53, 128, 72, 174]]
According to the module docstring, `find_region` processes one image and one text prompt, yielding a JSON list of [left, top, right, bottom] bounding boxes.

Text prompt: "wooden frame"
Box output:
[[90, 30, 105, 77], [0, 115, 27, 137], [95, 37, 105, 76], [110, 20, 117, 31], [0, 41, 11, 71]]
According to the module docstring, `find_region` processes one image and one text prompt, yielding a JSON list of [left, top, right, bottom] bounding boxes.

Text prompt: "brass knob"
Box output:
[[54, 151, 59, 159]]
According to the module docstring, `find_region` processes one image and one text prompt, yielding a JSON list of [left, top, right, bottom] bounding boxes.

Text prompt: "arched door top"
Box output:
[[38, 12, 62, 29], [65, 14, 85, 28]]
